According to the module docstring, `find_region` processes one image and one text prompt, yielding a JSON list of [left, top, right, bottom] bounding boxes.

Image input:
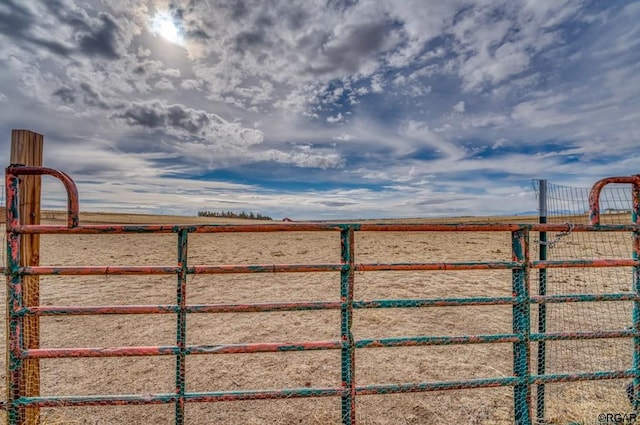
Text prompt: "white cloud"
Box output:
[[399, 120, 467, 160], [327, 113, 344, 123], [154, 78, 174, 90]]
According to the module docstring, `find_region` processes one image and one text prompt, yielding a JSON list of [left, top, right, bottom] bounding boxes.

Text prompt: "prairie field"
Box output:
[[0, 211, 636, 424]]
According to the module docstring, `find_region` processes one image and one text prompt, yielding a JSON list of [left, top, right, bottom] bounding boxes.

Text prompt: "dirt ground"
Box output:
[[0, 212, 636, 424]]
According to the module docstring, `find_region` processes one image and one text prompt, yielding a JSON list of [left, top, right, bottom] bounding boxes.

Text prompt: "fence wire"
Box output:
[[532, 180, 635, 424]]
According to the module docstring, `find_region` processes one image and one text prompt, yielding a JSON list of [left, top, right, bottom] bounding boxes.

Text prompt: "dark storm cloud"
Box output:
[[0, 0, 34, 37], [0, 0, 71, 56], [326, 0, 360, 12], [321, 201, 357, 207], [52, 86, 76, 104], [0, 1, 120, 58], [334, 22, 390, 56], [51, 83, 110, 109], [308, 21, 393, 75], [112, 103, 165, 129], [79, 83, 109, 109], [166, 105, 210, 134], [77, 12, 121, 59], [186, 27, 210, 40], [229, 1, 250, 20], [111, 102, 211, 135], [42, 0, 91, 31], [234, 29, 270, 53], [286, 7, 308, 31], [233, 12, 278, 54]]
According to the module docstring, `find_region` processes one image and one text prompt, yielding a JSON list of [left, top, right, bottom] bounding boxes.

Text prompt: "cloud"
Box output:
[[76, 12, 121, 58], [110, 101, 263, 146], [398, 120, 467, 160], [257, 149, 344, 169], [327, 113, 344, 123], [0, 0, 638, 220]]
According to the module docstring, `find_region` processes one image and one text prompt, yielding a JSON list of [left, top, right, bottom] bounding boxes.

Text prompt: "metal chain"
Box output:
[[535, 223, 575, 249]]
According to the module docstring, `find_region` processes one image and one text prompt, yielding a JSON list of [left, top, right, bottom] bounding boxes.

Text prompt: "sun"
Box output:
[[151, 12, 184, 45]]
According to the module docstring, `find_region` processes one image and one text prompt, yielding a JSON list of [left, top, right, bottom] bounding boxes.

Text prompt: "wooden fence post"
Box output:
[[8, 129, 43, 424]]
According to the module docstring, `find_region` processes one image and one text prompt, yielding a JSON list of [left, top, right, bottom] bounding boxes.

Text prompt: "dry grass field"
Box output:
[[0, 211, 636, 424]]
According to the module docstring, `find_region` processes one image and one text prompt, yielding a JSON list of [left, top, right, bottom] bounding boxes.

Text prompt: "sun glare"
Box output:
[[151, 12, 183, 45]]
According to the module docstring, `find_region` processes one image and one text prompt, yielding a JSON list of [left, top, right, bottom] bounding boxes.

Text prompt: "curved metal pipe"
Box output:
[[588, 175, 640, 225], [5, 165, 79, 228]]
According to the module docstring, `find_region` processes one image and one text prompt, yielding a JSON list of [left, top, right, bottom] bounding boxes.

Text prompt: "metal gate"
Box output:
[[3, 166, 640, 424]]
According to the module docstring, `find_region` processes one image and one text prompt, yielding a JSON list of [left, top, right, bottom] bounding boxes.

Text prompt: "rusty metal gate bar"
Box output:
[[3, 166, 640, 425]]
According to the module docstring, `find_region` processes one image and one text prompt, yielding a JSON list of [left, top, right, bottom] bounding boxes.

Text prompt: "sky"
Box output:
[[1, 0, 639, 220]]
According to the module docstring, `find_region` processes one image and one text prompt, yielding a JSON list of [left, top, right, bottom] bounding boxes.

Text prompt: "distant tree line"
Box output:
[[197, 210, 273, 220]]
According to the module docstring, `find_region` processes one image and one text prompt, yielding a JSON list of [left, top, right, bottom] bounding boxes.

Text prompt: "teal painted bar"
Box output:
[[356, 377, 520, 395], [13, 369, 636, 408], [530, 369, 635, 385], [632, 183, 640, 410], [536, 179, 548, 423], [356, 334, 520, 348], [354, 296, 516, 308], [340, 228, 356, 425], [5, 174, 24, 424], [512, 230, 532, 425], [175, 229, 188, 425]]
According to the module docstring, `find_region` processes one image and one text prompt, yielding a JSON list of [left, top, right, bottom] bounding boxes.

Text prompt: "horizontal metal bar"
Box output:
[[21, 290, 640, 317], [531, 293, 639, 303], [15, 394, 178, 407], [356, 334, 520, 348], [530, 369, 635, 384], [184, 341, 343, 354], [13, 370, 635, 408], [353, 369, 637, 396], [20, 266, 180, 275], [10, 223, 345, 234], [23, 340, 344, 358], [24, 305, 179, 315], [191, 264, 343, 274], [10, 223, 640, 235], [356, 262, 520, 271], [16, 387, 345, 408], [355, 376, 520, 395], [25, 330, 634, 359], [16, 259, 638, 277], [24, 346, 179, 358], [530, 330, 635, 341], [184, 387, 344, 402], [24, 293, 636, 317], [25, 301, 343, 316], [357, 223, 640, 232], [532, 259, 639, 269], [354, 297, 516, 308], [19, 264, 341, 276]]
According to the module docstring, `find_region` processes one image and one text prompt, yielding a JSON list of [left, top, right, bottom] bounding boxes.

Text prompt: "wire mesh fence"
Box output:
[[532, 180, 638, 424]]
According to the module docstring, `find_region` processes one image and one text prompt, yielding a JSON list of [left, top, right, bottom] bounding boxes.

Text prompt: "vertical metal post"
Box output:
[[512, 229, 532, 425], [536, 180, 547, 422], [6, 173, 24, 425], [632, 182, 640, 411], [340, 226, 356, 424], [175, 229, 188, 424], [9, 131, 43, 425]]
